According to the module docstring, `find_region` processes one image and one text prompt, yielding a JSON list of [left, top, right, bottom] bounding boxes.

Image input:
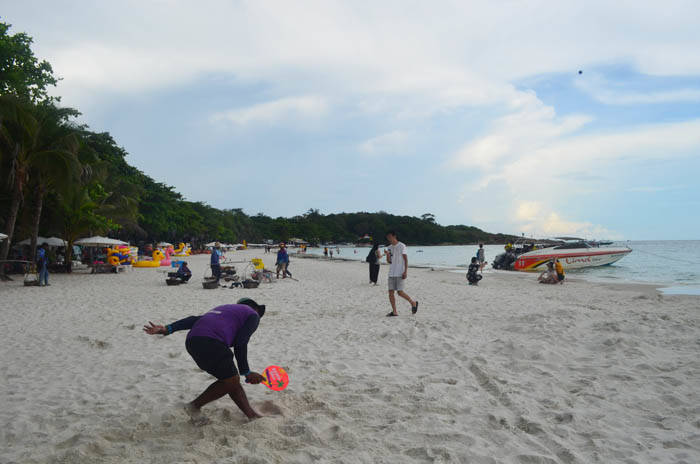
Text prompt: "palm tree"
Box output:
[[0, 97, 81, 273]]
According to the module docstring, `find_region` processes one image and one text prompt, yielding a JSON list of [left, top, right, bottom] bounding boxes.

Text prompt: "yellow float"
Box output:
[[132, 249, 165, 268], [172, 242, 191, 257]]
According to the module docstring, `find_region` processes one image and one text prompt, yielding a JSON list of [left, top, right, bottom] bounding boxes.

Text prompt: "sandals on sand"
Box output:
[[386, 312, 398, 317], [412, 302, 419, 314]]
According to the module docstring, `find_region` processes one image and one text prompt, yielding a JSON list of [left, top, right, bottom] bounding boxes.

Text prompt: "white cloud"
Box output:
[[9, 0, 700, 111], [575, 73, 700, 105], [359, 130, 408, 155], [210, 96, 327, 126]]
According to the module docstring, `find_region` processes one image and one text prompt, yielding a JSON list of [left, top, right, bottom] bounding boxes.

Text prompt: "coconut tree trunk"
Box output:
[[29, 183, 45, 261], [0, 181, 23, 279]]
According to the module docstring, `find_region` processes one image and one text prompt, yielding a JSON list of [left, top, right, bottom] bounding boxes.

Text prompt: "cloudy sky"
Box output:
[[4, 0, 699, 239]]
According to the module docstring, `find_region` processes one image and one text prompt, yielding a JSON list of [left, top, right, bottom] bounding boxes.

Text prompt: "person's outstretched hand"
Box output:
[[143, 321, 167, 335], [246, 372, 265, 384]]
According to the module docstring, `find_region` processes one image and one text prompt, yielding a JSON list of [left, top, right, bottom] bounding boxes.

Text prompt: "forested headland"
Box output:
[[0, 22, 518, 263]]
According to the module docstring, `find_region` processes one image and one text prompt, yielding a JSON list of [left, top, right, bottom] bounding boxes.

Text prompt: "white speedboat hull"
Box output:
[[514, 246, 632, 271]]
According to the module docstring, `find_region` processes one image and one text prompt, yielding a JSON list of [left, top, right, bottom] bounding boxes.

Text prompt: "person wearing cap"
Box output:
[[210, 242, 223, 281], [143, 298, 266, 421]]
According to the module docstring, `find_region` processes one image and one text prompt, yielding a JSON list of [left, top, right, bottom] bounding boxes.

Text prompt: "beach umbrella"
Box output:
[[45, 237, 67, 246], [157, 241, 173, 247], [75, 236, 128, 246], [205, 242, 217, 248], [0, 233, 7, 241], [18, 236, 48, 246]]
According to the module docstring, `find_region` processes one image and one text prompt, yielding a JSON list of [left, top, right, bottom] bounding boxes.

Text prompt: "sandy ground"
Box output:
[[1, 250, 698, 464]]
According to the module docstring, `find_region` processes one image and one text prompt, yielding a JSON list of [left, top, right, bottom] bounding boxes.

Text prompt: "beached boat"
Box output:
[[513, 238, 632, 271]]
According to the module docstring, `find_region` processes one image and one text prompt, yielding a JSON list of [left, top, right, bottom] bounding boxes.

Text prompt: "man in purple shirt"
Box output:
[[144, 298, 266, 421]]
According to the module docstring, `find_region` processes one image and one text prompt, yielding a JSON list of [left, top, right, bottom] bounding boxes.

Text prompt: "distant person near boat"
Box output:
[[477, 243, 486, 271], [555, 258, 565, 284], [385, 231, 418, 317], [538, 261, 559, 284], [367, 243, 381, 285], [467, 257, 482, 285]]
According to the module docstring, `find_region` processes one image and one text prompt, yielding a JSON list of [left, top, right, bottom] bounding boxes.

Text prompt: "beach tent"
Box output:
[[75, 236, 128, 246], [18, 236, 47, 245]]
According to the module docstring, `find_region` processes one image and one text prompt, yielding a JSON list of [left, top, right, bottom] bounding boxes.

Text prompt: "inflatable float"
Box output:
[[107, 245, 133, 266], [173, 242, 191, 258], [133, 249, 165, 268]]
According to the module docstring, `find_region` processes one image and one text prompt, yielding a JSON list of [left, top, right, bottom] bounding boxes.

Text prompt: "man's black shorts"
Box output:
[[185, 336, 238, 380]]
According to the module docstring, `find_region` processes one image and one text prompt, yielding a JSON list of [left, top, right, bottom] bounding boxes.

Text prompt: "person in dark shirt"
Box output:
[[276, 243, 289, 279], [176, 261, 192, 282], [467, 257, 482, 285], [143, 298, 266, 421], [37, 244, 50, 286]]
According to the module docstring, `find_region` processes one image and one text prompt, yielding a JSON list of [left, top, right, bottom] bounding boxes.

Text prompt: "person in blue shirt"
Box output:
[[37, 244, 49, 286], [276, 243, 289, 279], [176, 261, 192, 282], [210, 242, 223, 281]]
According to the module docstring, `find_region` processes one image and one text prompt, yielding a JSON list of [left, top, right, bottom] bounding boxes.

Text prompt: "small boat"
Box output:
[[513, 238, 631, 271]]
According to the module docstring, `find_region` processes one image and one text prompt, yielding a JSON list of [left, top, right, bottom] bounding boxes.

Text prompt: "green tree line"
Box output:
[[0, 22, 517, 273]]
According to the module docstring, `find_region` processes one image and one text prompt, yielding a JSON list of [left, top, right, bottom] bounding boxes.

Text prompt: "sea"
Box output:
[[305, 241, 700, 296]]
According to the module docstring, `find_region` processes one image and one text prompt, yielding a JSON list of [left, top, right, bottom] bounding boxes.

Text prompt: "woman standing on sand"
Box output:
[[367, 243, 381, 285]]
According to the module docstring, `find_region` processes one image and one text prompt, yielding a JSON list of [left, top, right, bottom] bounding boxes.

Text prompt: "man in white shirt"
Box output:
[[384, 231, 418, 317]]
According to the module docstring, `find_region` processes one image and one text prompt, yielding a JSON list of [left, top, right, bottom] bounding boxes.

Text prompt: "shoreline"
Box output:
[[292, 251, 697, 297]]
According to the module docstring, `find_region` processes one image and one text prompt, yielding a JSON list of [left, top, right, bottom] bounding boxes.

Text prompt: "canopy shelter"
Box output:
[[75, 236, 127, 246], [157, 242, 173, 247], [17, 236, 67, 247]]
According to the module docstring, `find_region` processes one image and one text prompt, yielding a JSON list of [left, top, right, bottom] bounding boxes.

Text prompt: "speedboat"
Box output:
[[513, 238, 632, 271]]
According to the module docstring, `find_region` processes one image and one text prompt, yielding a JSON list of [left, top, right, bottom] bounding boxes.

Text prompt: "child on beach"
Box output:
[[477, 243, 486, 271], [385, 231, 418, 317], [143, 299, 267, 422], [467, 257, 482, 285], [555, 258, 565, 284]]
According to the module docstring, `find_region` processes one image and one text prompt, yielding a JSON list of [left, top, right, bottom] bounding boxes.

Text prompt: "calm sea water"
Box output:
[[306, 241, 700, 295]]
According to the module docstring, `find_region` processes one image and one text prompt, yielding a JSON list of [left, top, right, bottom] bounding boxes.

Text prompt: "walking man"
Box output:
[[384, 231, 418, 317], [143, 298, 267, 422], [276, 242, 289, 279]]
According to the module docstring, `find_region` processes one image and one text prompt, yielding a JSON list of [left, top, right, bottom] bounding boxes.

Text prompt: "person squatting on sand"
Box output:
[[143, 298, 266, 421], [467, 257, 482, 285], [384, 231, 418, 317], [538, 261, 559, 284], [176, 261, 192, 282]]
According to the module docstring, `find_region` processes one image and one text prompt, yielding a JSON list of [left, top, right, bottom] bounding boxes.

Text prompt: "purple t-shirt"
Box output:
[[187, 304, 257, 346]]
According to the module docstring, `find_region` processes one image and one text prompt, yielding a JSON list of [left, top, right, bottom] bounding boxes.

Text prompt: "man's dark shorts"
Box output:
[[185, 336, 238, 380]]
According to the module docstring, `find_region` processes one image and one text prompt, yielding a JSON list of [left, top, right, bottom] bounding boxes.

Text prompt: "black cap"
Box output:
[[237, 298, 265, 317]]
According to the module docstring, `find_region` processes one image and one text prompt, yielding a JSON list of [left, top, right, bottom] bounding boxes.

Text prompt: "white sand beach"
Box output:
[[1, 250, 698, 463]]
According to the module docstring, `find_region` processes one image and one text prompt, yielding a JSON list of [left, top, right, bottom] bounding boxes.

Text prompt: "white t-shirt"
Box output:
[[388, 242, 407, 277]]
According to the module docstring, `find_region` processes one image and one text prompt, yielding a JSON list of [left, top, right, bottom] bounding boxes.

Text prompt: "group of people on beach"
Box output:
[[538, 258, 566, 284]]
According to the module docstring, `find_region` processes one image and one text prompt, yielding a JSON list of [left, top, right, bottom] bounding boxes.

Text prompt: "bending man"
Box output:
[[143, 298, 266, 420]]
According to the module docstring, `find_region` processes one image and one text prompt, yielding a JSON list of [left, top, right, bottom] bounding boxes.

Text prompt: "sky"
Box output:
[[3, 0, 699, 240]]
